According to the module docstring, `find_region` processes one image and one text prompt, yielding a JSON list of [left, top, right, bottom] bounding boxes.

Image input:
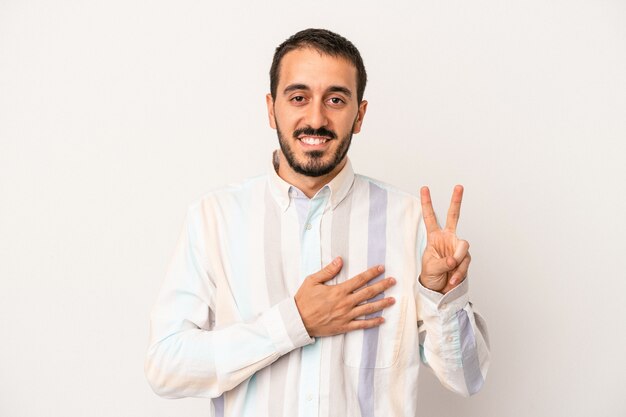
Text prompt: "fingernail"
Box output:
[[389, 297, 396, 304], [389, 278, 396, 285], [377, 265, 384, 272], [333, 257, 341, 265]]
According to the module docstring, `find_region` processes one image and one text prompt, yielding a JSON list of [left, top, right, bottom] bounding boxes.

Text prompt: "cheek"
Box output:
[[336, 113, 358, 131], [274, 107, 300, 128]]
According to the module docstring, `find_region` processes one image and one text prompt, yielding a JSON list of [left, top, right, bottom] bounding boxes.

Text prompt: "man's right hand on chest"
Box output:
[[294, 257, 396, 338]]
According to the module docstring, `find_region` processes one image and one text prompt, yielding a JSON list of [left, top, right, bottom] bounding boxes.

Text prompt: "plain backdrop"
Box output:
[[1, 1, 625, 416]]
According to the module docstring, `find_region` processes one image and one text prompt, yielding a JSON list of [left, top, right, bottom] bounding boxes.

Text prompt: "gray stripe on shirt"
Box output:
[[358, 182, 388, 416], [457, 309, 484, 395]]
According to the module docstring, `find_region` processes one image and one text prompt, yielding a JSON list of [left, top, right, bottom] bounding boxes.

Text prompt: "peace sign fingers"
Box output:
[[419, 185, 471, 295], [420, 186, 440, 233], [445, 185, 464, 233]]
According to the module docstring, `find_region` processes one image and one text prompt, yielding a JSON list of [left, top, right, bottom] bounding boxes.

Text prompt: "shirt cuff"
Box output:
[[260, 297, 314, 356], [418, 277, 470, 321]]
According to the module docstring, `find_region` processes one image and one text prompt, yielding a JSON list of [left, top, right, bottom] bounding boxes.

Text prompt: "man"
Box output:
[[145, 28, 490, 417]]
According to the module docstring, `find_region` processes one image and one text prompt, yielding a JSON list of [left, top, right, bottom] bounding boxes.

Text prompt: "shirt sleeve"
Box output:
[[415, 215, 491, 397], [144, 205, 314, 399]]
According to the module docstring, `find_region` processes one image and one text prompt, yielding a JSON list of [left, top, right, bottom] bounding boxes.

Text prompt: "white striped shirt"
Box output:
[[145, 156, 490, 416]]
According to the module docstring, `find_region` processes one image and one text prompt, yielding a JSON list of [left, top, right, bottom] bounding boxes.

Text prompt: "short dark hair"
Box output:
[[270, 28, 367, 103]]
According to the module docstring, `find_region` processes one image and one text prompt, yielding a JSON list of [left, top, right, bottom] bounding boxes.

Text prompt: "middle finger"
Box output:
[[349, 277, 396, 305]]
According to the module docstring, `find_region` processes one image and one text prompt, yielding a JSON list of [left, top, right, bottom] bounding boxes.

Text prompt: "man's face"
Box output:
[[266, 47, 367, 177]]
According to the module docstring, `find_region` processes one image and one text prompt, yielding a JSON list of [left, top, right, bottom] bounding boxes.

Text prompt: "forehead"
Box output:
[[277, 47, 358, 93]]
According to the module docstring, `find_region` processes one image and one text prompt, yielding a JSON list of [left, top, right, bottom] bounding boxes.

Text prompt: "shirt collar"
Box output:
[[268, 150, 355, 212]]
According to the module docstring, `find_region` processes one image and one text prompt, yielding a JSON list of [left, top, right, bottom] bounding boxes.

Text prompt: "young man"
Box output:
[[145, 28, 490, 417]]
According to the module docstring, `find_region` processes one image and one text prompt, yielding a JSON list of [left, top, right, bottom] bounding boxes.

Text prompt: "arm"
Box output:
[[417, 277, 490, 397], [144, 207, 313, 399], [416, 186, 491, 397], [144, 206, 396, 399]]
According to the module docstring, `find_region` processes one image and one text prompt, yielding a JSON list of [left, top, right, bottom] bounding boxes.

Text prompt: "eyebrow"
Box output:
[[328, 86, 353, 98], [282, 83, 353, 98]]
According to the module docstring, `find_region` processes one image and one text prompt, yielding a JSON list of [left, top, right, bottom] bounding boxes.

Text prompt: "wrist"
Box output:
[[418, 274, 445, 294], [293, 295, 314, 337]]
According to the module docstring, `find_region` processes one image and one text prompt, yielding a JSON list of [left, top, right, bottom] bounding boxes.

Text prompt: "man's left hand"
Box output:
[[419, 185, 471, 294]]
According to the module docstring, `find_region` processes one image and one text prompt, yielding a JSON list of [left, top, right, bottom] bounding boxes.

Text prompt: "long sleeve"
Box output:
[[144, 207, 313, 399], [415, 214, 491, 397], [416, 278, 491, 397]]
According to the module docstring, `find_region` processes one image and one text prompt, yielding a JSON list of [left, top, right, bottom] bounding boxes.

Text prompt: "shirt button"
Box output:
[[306, 223, 312, 230], [447, 336, 454, 342], [306, 394, 313, 401]]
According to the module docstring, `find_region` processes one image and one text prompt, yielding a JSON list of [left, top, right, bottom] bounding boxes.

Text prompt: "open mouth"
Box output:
[[298, 136, 332, 146]]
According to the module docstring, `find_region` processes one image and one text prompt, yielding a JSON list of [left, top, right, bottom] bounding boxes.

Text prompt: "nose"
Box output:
[[305, 100, 329, 129]]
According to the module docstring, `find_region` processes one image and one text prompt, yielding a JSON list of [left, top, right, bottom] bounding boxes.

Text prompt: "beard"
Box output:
[[276, 122, 354, 178]]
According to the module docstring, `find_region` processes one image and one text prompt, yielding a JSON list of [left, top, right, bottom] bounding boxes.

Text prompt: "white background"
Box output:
[[1, 1, 625, 416]]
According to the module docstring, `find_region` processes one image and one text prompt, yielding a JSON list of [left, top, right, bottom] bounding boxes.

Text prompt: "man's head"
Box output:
[[266, 29, 368, 179], [270, 28, 368, 104]]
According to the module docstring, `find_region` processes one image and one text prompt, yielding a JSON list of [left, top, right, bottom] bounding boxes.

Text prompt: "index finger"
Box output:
[[342, 265, 385, 293], [420, 186, 440, 233], [445, 185, 464, 232]]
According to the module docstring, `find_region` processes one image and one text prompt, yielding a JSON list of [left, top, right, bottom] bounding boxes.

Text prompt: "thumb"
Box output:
[[310, 257, 343, 283]]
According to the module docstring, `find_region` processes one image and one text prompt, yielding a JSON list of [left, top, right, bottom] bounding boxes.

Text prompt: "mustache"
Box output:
[[292, 126, 337, 140]]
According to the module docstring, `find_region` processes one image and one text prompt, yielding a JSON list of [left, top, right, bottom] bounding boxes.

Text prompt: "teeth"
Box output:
[[300, 137, 327, 145]]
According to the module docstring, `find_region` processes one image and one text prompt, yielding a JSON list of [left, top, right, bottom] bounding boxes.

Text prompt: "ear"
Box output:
[[352, 100, 368, 134], [266, 93, 277, 129]]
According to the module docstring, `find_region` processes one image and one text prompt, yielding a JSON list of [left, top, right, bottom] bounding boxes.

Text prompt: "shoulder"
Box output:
[[353, 174, 422, 209], [186, 174, 268, 218], [353, 174, 427, 241]]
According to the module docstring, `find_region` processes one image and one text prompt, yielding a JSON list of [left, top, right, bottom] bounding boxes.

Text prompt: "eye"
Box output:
[[290, 96, 306, 103], [328, 97, 345, 105]]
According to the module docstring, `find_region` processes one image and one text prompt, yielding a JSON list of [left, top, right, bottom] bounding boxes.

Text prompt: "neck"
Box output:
[[274, 150, 347, 198]]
